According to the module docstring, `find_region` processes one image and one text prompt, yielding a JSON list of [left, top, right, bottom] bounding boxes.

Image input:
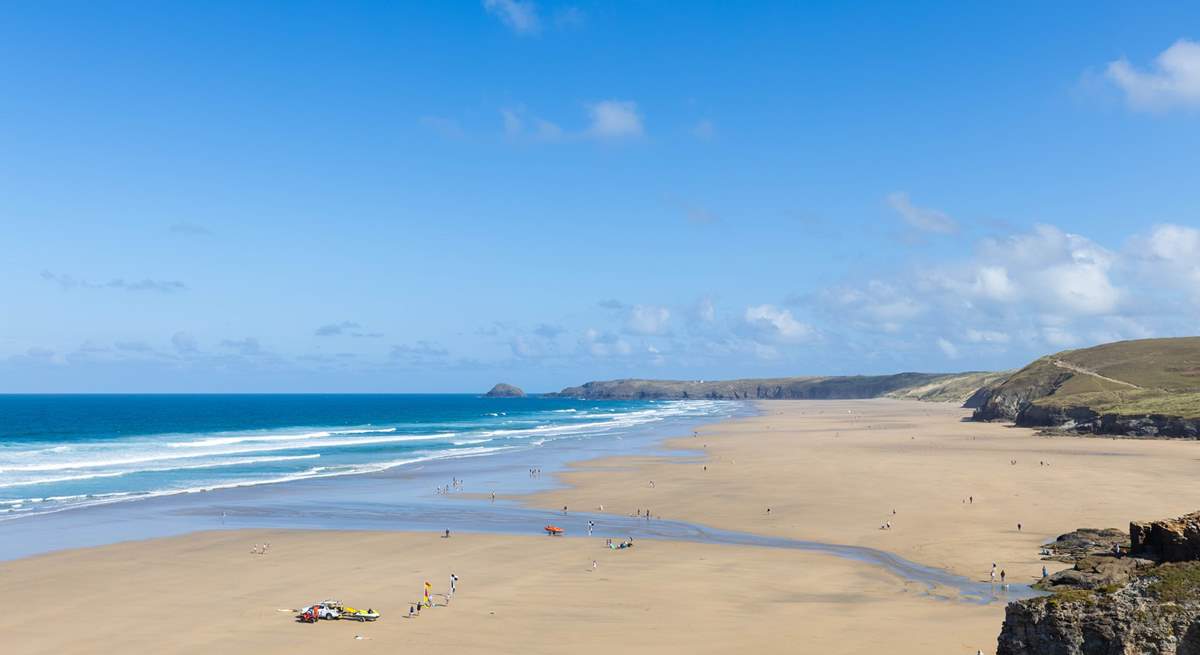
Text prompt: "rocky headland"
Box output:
[[546, 371, 1003, 403], [972, 337, 1200, 439], [997, 510, 1200, 654]]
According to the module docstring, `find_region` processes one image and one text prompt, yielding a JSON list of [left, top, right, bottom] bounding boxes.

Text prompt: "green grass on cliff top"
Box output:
[[1146, 561, 1200, 602], [1011, 337, 1200, 418]]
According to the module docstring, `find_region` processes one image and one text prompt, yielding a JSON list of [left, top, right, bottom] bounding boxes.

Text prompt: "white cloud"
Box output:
[[1142, 223, 1200, 262], [827, 281, 925, 333], [1130, 223, 1200, 304], [626, 305, 671, 335], [580, 328, 633, 357], [744, 305, 814, 342], [1106, 39, 1200, 112], [968, 224, 1119, 316], [483, 0, 540, 35], [586, 101, 643, 139], [1013, 226, 1117, 315], [1041, 326, 1079, 348], [965, 329, 1010, 344], [972, 266, 1019, 302], [501, 107, 564, 141], [937, 337, 959, 359], [886, 192, 957, 234]]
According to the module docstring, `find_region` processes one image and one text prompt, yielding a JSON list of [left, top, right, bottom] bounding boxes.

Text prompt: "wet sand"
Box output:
[[530, 399, 1200, 583], [7, 399, 1200, 653], [0, 529, 1002, 654]]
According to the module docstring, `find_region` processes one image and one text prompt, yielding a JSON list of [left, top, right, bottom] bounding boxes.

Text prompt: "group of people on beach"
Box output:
[[407, 573, 458, 617], [249, 542, 271, 555], [435, 478, 465, 495], [990, 562, 1008, 587], [528, 468, 542, 478]]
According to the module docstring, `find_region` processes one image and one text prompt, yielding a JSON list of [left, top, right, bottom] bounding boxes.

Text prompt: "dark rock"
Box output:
[[998, 511, 1200, 654], [997, 578, 1200, 655], [484, 383, 525, 398], [971, 363, 1072, 422], [1012, 406, 1200, 439], [1038, 556, 1145, 591], [1045, 528, 1128, 562], [1131, 511, 1200, 562]]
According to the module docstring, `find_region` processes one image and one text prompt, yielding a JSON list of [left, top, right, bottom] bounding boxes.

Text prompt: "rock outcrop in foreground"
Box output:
[[998, 510, 1200, 654], [483, 383, 525, 398]]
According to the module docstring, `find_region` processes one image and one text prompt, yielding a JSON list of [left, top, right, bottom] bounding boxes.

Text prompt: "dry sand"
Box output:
[[531, 399, 1200, 582], [6, 399, 1200, 654], [1, 529, 1004, 654]]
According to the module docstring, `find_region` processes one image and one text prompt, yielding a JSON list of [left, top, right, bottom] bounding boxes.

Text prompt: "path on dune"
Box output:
[[1051, 358, 1141, 389]]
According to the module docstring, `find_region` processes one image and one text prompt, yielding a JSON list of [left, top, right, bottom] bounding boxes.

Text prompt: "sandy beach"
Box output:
[[6, 399, 1200, 654], [531, 399, 1200, 582]]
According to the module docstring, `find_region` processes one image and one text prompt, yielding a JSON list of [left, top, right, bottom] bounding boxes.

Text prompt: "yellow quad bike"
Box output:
[[340, 606, 381, 622]]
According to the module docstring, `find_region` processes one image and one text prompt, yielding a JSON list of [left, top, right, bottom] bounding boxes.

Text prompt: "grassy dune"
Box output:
[[989, 337, 1200, 418]]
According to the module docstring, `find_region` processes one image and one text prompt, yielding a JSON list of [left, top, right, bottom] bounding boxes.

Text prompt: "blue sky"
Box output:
[[3, 1, 1200, 392]]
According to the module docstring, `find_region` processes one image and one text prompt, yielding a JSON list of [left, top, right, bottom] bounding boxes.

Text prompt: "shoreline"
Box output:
[[0, 400, 749, 561], [9, 398, 1200, 652]]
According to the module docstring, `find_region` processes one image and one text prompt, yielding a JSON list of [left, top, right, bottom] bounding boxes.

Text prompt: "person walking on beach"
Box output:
[[1000, 569, 1006, 584], [990, 563, 997, 582], [424, 581, 432, 608], [1042, 565, 1049, 579]]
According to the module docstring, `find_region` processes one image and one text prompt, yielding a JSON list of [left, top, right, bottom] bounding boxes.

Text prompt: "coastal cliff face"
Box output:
[[998, 511, 1200, 655], [998, 580, 1200, 655], [548, 371, 999, 402], [972, 337, 1200, 438], [1016, 406, 1200, 438], [970, 359, 1072, 421]]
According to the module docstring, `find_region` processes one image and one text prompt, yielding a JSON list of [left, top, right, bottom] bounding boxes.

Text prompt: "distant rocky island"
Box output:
[[998, 509, 1200, 654], [544, 371, 1004, 403], [971, 337, 1200, 438], [483, 383, 525, 398]]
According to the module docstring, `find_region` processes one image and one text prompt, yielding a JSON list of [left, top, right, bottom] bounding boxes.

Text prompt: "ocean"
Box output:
[[0, 394, 739, 523]]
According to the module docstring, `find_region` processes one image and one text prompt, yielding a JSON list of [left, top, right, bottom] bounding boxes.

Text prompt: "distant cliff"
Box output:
[[546, 371, 1000, 403], [484, 383, 525, 398], [972, 337, 1200, 438]]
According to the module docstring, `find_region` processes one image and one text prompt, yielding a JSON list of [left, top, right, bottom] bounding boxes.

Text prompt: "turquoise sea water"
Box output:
[[0, 394, 737, 521]]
